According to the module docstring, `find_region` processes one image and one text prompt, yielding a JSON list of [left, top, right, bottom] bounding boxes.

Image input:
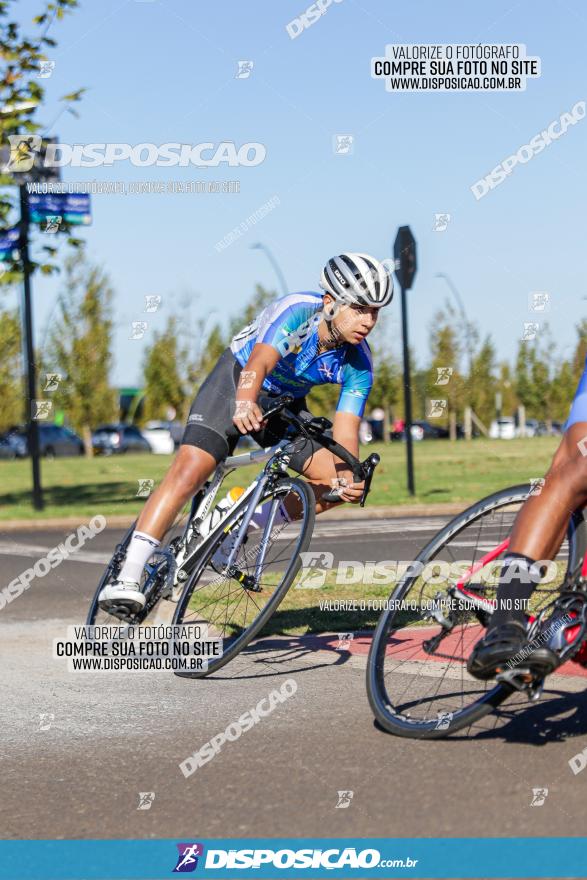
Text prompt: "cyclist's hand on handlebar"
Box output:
[[330, 475, 365, 504], [233, 400, 266, 435]]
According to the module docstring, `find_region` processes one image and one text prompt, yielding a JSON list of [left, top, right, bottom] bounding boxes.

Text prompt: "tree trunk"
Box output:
[[449, 410, 457, 441], [82, 423, 94, 457], [383, 400, 391, 444]]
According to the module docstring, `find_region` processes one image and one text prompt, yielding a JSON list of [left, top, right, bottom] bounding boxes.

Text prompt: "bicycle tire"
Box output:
[[173, 475, 315, 678], [367, 484, 585, 739]]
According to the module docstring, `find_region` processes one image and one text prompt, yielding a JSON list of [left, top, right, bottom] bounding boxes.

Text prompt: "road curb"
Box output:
[[0, 503, 466, 532]]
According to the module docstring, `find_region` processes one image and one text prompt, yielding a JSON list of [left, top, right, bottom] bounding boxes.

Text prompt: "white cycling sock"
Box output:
[[119, 530, 160, 583], [249, 500, 291, 531]]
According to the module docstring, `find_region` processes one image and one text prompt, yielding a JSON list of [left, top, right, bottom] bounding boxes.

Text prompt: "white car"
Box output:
[[489, 417, 516, 440], [142, 422, 175, 454]]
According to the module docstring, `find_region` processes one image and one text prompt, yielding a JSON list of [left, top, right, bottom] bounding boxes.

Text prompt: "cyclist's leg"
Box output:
[[469, 365, 587, 677], [99, 349, 241, 610]]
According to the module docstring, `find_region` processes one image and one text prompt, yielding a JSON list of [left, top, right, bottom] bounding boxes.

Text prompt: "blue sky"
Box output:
[[12, 0, 587, 385]]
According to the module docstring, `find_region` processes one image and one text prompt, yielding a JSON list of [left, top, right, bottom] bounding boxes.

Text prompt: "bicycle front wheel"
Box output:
[[173, 475, 315, 677]]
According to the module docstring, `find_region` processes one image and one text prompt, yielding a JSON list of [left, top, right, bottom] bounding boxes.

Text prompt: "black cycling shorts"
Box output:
[[181, 348, 330, 474]]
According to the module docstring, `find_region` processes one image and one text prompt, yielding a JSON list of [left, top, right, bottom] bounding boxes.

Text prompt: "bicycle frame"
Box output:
[[447, 505, 587, 616], [171, 440, 290, 587]]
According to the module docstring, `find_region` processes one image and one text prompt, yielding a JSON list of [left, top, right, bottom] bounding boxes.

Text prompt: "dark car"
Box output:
[[0, 435, 16, 459], [92, 424, 151, 455], [9, 424, 84, 458], [410, 420, 450, 441]]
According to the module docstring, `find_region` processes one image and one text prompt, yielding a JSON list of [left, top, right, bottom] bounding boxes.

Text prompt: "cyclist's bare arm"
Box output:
[[233, 343, 281, 434], [331, 411, 365, 503]]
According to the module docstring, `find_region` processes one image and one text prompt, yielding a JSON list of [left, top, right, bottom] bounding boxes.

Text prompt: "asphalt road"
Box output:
[[2, 519, 587, 843]]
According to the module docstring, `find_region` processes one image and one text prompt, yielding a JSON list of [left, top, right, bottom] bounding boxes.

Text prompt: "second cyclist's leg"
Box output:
[[469, 420, 587, 678]]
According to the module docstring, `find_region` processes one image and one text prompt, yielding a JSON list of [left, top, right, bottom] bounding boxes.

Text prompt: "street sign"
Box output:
[[393, 225, 417, 290], [0, 226, 19, 260], [28, 193, 92, 226]]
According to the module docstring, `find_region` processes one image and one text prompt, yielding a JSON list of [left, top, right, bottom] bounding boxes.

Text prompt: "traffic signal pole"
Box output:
[[393, 225, 417, 497], [399, 280, 415, 495], [19, 183, 44, 510]]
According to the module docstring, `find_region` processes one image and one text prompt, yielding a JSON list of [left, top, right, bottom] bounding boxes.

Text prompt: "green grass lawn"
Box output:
[[0, 436, 559, 522]]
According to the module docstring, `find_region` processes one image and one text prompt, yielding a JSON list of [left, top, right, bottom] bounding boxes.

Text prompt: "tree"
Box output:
[[572, 319, 587, 385], [550, 359, 576, 422], [45, 252, 117, 453], [465, 335, 496, 428], [496, 361, 517, 417], [142, 316, 187, 423], [0, 0, 84, 286], [426, 303, 465, 437], [0, 306, 22, 428]]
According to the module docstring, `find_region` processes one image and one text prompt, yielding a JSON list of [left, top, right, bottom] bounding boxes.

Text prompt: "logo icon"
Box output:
[[38, 60, 56, 79], [130, 321, 148, 340], [137, 791, 155, 810], [43, 215, 62, 233], [528, 478, 545, 497], [435, 711, 453, 731], [529, 291, 550, 312], [335, 790, 353, 809], [43, 372, 62, 391], [427, 399, 447, 418], [297, 551, 334, 588], [136, 479, 155, 498], [173, 843, 204, 873], [236, 60, 254, 79], [4, 134, 43, 173], [38, 712, 54, 731], [333, 134, 354, 155], [434, 366, 453, 386], [522, 322, 539, 341], [336, 632, 354, 651], [144, 295, 161, 312], [32, 400, 53, 420], [432, 212, 451, 232], [530, 787, 548, 807]]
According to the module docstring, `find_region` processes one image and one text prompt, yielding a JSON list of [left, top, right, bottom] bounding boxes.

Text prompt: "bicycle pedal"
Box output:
[[495, 666, 535, 691]]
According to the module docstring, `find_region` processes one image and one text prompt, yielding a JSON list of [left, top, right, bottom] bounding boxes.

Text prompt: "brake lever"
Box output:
[[359, 453, 380, 508], [321, 453, 380, 506]]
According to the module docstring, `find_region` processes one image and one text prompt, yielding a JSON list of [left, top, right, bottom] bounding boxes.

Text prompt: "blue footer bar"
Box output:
[[0, 838, 583, 879]]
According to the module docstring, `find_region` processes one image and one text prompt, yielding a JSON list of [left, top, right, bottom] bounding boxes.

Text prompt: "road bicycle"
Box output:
[[87, 393, 380, 677], [366, 484, 587, 738]]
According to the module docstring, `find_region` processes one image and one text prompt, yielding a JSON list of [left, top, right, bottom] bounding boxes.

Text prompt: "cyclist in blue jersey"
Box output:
[[100, 253, 393, 613]]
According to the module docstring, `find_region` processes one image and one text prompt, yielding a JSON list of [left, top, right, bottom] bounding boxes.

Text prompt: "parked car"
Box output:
[[410, 420, 449, 441], [489, 417, 516, 439], [142, 421, 175, 455], [92, 424, 152, 455], [0, 435, 16, 459], [1, 429, 26, 458], [9, 424, 84, 457], [518, 418, 539, 438]]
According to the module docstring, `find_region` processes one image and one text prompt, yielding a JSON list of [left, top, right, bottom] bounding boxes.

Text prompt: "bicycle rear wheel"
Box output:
[[173, 475, 315, 677], [367, 485, 584, 739]]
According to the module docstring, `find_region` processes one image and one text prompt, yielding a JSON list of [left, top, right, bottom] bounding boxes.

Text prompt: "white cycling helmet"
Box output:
[[319, 252, 393, 307]]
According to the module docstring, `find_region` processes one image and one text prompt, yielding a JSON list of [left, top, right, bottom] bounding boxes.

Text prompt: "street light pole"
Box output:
[[250, 242, 289, 297], [19, 183, 43, 510]]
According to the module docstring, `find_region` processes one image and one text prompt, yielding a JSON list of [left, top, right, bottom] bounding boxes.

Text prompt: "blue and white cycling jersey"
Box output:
[[230, 291, 373, 418]]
